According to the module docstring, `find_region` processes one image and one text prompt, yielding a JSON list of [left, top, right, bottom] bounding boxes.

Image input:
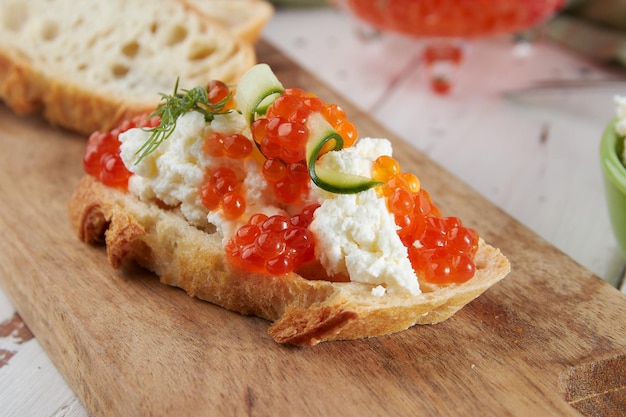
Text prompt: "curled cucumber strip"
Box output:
[[235, 64, 285, 124], [306, 113, 381, 194], [236, 64, 381, 194]]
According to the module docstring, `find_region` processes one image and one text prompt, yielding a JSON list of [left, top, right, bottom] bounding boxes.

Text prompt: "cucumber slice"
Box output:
[[235, 64, 285, 124], [236, 64, 381, 194], [306, 112, 382, 194]]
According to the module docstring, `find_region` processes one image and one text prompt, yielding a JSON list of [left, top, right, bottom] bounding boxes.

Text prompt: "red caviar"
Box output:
[[251, 88, 358, 157], [200, 79, 254, 221], [207, 79, 236, 110], [201, 167, 246, 219], [342, 0, 564, 39], [83, 113, 160, 189], [249, 89, 359, 204], [201, 85, 357, 221], [261, 159, 311, 204], [373, 155, 479, 284], [226, 204, 320, 274], [204, 132, 253, 159]]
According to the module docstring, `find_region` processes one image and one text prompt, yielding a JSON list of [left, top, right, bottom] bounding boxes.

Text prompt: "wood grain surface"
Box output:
[[0, 39, 624, 417]]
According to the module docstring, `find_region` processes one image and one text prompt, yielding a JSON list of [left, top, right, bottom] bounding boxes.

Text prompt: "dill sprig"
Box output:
[[134, 78, 233, 164]]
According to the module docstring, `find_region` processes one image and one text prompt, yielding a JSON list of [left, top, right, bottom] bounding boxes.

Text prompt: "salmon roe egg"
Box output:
[[221, 191, 246, 219], [207, 79, 235, 109], [223, 134, 253, 159], [372, 155, 401, 182], [388, 188, 414, 217], [335, 120, 358, 148], [401, 172, 421, 193], [203, 132, 225, 157], [321, 103, 346, 126], [200, 183, 220, 211], [262, 158, 287, 182], [251, 118, 268, 146]]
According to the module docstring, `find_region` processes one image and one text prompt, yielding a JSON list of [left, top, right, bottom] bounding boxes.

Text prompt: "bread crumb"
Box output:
[[371, 285, 386, 296]]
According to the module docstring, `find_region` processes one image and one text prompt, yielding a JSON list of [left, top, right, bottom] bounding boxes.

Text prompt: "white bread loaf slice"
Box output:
[[0, 0, 256, 135], [181, 0, 274, 43], [68, 174, 511, 346]]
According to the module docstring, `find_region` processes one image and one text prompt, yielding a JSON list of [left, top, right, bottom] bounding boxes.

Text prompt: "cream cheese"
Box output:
[[119, 112, 421, 295], [119, 111, 255, 228], [310, 138, 421, 295]]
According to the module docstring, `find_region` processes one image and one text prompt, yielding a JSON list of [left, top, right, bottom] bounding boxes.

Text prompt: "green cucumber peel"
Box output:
[[306, 112, 382, 194], [236, 64, 381, 195], [235, 64, 285, 124]]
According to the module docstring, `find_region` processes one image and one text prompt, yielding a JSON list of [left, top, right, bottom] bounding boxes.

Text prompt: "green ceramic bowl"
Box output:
[[600, 119, 626, 259]]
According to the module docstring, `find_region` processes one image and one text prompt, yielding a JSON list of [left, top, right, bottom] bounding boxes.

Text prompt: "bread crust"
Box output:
[[68, 175, 511, 346]]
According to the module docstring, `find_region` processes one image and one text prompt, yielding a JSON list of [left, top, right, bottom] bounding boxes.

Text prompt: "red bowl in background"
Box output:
[[336, 0, 566, 39], [334, 0, 566, 94]]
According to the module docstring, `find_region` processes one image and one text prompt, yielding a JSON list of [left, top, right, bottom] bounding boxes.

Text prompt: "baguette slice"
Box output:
[[180, 0, 274, 43], [0, 0, 256, 135], [69, 175, 511, 346]]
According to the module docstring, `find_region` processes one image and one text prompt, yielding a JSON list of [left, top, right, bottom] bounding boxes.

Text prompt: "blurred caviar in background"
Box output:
[[267, 0, 626, 69]]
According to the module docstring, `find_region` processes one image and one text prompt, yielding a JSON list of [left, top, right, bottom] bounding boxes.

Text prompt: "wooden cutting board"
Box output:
[[0, 39, 624, 417]]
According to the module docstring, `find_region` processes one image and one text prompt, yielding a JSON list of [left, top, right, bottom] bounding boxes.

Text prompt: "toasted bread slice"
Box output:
[[0, 0, 256, 134], [180, 0, 274, 43], [68, 175, 511, 346]]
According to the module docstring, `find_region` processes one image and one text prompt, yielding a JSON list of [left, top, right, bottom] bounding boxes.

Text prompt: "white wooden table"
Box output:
[[1, 6, 625, 416]]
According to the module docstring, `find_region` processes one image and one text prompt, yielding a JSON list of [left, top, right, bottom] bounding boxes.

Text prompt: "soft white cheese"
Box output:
[[311, 189, 421, 295], [371, 285, 387, 297], [310, 138, 421, 295], [119, 112, 421, 295], [317, 137, 392, 178], [119, 111, 254, 228]]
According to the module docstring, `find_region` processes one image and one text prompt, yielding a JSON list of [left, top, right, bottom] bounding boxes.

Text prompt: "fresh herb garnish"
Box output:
[[134, 78, 233, 164]]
